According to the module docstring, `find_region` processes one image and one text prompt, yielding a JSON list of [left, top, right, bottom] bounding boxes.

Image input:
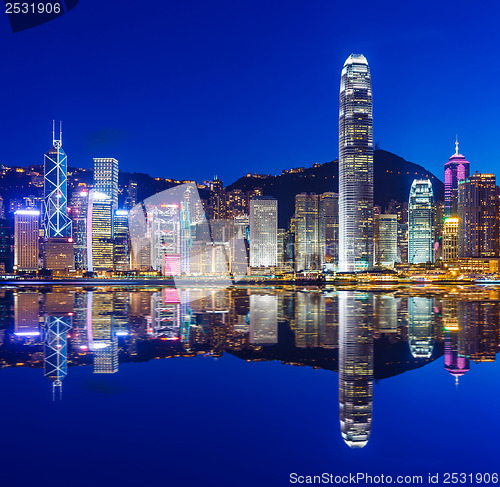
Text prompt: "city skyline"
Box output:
[[3, 3, 500, 486], [3, 1, 500, 184]]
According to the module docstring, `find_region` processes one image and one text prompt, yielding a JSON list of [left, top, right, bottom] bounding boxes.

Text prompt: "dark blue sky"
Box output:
[[2, 0, 497, 183]]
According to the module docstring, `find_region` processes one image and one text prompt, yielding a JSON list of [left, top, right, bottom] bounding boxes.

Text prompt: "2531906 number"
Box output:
[[5, 3, 61, 14]]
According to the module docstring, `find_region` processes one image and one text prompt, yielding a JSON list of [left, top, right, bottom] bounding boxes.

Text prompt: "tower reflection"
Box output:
[[3, 285, 500, 448], [338, 291, 373, 449]]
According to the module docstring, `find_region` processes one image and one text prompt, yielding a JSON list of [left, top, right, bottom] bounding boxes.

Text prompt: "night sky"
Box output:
[[2, 0, 497, 183]]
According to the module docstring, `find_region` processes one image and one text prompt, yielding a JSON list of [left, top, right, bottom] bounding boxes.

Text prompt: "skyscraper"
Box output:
[[442, 217, 459, 261], [320, 192, 339, 267], [444, 138, 470, 217], [338, 54, 374, 272], [249, 197, 277, 267], [124, 180, 138, 210], [87, 191, 113, 272], [93, 158, 119, 209], [458, 172, 498, 258], [43, 121, 72, 238], [408, 179, 435, 264], [0, 218, 12, 273], [113, 209, 130, 271], [148, 204, 180, 272], [69, 189, 89, 270], [294, 193, 321, 271], [14, 209, 40, 271], [207, 178, 226, 220], [374, 214, 398, 267]]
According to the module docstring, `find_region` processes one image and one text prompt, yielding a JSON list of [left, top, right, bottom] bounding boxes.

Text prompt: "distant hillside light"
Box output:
[[338, 54, 374, 272]]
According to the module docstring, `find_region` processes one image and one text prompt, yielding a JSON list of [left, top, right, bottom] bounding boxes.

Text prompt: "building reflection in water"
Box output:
[[88, 291, 119, 374], [338, 291, 373, 449], [408, 296, 435, 359], [43, 292, 74, 399], [3, 285, 500, 445], [249, 293, 277, 345]]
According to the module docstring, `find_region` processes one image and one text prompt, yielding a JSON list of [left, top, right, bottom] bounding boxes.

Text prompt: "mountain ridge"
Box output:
[[227, 149, 444, 227]]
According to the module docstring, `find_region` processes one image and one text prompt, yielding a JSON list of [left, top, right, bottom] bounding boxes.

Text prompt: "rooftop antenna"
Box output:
[[52, 120, 62, 149], [455, 134, 459, 155]]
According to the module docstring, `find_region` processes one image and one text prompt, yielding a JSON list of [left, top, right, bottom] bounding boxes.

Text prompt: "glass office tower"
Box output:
[[458, 173, 498, 258], [43, 121, 72, 238], [338, 54, 374, 272], [249, 197, 278, 267], [408, 179, 435, 264], [93, 158, 119, 209]]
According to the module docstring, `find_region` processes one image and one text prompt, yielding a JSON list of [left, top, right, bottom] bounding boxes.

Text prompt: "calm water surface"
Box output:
[[0, 284, 499, 487]]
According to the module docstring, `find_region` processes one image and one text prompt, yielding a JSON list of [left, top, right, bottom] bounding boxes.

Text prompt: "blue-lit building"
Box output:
[[93, 158, 119, 209], [43, 121, 72, 238], [408, 179, 435, 264]]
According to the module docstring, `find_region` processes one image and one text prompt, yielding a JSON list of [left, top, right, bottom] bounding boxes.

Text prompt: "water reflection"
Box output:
[[1, 285, 500, 448]]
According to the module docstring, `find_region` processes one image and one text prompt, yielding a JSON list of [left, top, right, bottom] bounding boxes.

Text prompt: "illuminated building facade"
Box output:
[[113, 209, 129, 271], [93, 158, 119, 209], [444, 139, 470, 217], [44, 237, 75, 273], [149, 204, 180, 272], [43, 122, 72, 238], [408, 179, 435, 264], [87, 191, 113, 272], [458, 173, 498, 258], [14, 210, 39, 271], [294, 193, 321, 271], [320, 192, 339, 267], [374, 214, 397, 267], [442, 217, 459, 261], [249, 197, 277, 267], [69, 189, 89, 270], [124, 180, 138, 210], [338, 54, 374, 272], [207, 178, 226, 219]]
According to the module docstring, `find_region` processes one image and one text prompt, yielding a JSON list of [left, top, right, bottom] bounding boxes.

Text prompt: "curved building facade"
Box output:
[[338, 54, 374, 272]]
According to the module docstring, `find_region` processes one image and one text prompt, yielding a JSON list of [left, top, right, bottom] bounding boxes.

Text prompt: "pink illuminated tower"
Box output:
[[444, 137, 470, 217]]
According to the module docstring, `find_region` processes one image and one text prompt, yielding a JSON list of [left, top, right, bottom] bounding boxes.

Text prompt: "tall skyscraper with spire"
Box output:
[[444, 138, 470, 217], [43, 121, 72, 238], [338, 54, 374, 272]]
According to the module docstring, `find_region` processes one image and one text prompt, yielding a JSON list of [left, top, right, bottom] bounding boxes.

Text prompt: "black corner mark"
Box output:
[[4, 0, 79, 33]]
